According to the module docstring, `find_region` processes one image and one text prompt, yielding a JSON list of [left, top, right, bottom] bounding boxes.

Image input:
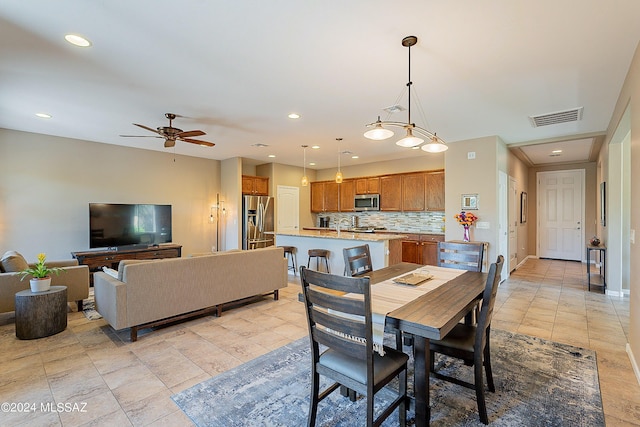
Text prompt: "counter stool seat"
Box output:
[[279, 246, 298, 276], [307, 249, 330, 273]]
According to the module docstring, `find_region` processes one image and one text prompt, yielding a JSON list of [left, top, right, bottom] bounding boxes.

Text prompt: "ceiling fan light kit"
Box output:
[[364, 35, 447, 153]]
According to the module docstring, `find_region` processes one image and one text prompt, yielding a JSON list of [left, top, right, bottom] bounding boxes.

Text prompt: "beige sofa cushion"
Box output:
[[0, 251, 29, 273]]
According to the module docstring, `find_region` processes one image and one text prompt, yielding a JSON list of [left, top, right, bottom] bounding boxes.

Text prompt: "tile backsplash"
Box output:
[[315, 211, 446, 234]]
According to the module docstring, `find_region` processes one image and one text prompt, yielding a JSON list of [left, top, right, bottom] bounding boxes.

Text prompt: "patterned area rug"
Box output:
[[172, 330, 604, 426], [82, 291, 102, 320]]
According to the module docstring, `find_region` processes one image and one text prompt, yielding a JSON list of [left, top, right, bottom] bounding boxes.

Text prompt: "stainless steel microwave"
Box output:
[[354, 194, 380, 211]]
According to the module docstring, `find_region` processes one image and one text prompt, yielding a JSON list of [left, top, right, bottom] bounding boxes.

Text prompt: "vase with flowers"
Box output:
[[454, 211, 478, 242], [20, 253, 63, 292]]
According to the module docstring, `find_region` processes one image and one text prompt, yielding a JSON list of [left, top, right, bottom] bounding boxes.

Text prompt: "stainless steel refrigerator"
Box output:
[[242, 195, 274, 250]]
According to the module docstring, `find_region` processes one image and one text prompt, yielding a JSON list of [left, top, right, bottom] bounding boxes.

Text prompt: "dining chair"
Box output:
[[342, 244, 373, 277], [428, 255, 504, 425], [436, 241, 484, 272], [300, 266, 409, 427]]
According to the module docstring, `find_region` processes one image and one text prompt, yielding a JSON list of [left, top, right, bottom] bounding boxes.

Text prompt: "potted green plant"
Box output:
[[20, 253, 63, 292]]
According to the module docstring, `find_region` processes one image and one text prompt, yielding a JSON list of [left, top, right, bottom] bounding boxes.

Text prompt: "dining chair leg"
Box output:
[[484, 333, 495, 392], [399, 368, 408, 426], [474, 352, 489, 425], [308, 371, 320, 427]]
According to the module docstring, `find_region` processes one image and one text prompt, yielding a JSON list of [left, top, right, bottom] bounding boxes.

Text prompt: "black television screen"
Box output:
[[89, 203, 172, 249]]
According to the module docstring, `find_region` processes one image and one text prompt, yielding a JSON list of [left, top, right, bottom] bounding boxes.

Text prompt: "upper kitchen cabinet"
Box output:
[[355, 177, 380, 195], [242, 175, 269, 195], [339, 180, 356, 212], [426, 171, 445, 211], [311, 181, 339, 212], [402, 173, 426, 211], [380, 175, 402, 211]]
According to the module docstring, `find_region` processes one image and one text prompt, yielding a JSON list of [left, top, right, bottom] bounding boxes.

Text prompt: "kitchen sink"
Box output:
[[347, 227, 387, 233]]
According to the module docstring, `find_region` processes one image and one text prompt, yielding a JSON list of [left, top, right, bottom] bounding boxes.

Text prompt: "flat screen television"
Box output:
[[89, 203, 172, 249]]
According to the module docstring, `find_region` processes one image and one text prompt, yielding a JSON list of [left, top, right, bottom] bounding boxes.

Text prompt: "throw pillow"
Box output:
[[0, 251, 29, 273], [102, 266, 119, 278]]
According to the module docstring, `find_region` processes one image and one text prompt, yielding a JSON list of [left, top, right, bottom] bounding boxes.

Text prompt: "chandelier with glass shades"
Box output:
[[364, 35, 448, 153]]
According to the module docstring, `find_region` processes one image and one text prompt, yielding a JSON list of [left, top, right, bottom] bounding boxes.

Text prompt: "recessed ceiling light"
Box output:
[[552, 149, 563, 153], [64, 34, 92, 47], [288, 113, 300, 119], [351, 155, 359, 159], [309, 162, 316, 166], [311, 145, 320, 149], [35, 113, 52, 119], [252, 143, 269, 148], [411, 146, 421, 150], [268, 154, 276, 158]]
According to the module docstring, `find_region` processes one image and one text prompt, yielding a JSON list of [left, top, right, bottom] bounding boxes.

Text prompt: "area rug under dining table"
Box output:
[[172, 329, 604, 426]]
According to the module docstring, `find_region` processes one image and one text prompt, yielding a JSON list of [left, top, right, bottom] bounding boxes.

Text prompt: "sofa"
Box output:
[[93, 246, 287, 341], [0, 252, 90, 312]]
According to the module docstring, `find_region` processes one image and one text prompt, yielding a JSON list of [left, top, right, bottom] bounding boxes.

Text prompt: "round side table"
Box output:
[[15, 286, 67, 339]]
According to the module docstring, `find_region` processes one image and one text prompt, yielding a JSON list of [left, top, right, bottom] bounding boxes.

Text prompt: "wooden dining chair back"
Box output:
[[299, 266, 408, 427], [437, 241, 484, 272], [342, 244, 373, 277], [429, 255, 504, 425]]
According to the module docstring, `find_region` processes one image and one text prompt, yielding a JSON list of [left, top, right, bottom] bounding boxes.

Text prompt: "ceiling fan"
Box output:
[[120, 113, 215, 148]]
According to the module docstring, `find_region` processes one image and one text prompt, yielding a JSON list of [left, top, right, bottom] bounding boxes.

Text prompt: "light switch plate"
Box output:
[[467, 151, 476, 160], [631, 229, 636, 244], [476, 221, 490, 229]]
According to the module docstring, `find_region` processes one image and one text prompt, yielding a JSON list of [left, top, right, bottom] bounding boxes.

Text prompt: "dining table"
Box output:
[[365, 262, 488, 427]]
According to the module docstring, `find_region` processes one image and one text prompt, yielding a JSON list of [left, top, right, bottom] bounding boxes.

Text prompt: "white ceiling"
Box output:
[[1, 1, 639, 170]]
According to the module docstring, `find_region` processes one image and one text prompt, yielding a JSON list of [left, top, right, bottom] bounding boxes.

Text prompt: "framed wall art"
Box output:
[[461, 194, 478, 210], [520, 191, 528, 223]]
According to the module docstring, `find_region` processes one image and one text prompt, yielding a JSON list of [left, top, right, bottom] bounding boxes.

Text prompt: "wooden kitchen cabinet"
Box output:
[[339, 179, 356, 212], [242, 175, 269, 195], [355, 177, 380, 194], [400, 234, 444, 265], [311, 181, 339, 212], [426, 171, 445, 211], [402, 173, 426, 211], [380, 175, 402, 211]]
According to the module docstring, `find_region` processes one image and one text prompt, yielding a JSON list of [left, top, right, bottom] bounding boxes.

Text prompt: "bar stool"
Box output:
[[279, 246, 298, 276], [307, 249, 330, 273]]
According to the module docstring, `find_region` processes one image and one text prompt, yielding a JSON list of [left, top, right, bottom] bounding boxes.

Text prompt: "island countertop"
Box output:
[[274, 229, 407, 242]]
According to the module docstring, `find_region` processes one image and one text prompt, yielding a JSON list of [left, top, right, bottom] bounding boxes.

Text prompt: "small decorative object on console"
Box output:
[[19, 253, 63, 292], [454, 211, 478, 242], [590, 236, 601, 246]]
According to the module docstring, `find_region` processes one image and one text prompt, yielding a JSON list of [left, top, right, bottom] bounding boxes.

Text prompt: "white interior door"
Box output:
[[498, 171, 509, 281], [537, 170, 584, 261], [509, 177, 518, 271], [276, 185, 299, 233]]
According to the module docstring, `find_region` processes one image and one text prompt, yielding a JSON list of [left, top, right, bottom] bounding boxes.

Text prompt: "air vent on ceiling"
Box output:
[[383, 105, 406, 114], [529, 107, 583, 128]]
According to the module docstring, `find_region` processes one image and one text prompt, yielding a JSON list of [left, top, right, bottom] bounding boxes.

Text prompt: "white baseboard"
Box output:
[[626, 344, 640, 386], [515, 255, 535, 270], [606, 289, 624, 297]]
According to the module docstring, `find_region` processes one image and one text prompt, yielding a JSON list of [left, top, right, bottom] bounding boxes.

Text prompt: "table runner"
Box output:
[[370, 265, 465, 354], [334, 266, 465, 355]]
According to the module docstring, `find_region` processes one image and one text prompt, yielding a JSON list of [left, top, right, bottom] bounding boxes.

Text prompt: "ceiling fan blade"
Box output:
[[120, 134, 162, 138], [181, 138, 215, 147], [178, 130, 206, 138], [133, 123, 160, 134], [164, 139, 176, 148]]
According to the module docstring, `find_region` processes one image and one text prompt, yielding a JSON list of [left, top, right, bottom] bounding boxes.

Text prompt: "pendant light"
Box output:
[[364, 35, 447, 153], [335, 138, 343, 184], [301, 145, 309, 187]]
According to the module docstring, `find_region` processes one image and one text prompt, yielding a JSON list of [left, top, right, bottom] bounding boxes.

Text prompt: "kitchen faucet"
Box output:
[[336, 218, 351, 235]]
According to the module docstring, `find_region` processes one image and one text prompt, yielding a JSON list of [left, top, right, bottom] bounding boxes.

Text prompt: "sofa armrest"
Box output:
[[51, 265, 89, 303], [28, 259, 79, 268], [94, 271, 128, 330]]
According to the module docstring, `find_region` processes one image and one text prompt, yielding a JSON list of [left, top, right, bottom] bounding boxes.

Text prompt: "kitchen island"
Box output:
[[274, 230, 406, 275]]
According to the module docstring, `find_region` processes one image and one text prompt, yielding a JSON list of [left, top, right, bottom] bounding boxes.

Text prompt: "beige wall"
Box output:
[[315, 153, 444, 181], [0, 129, 221, 260], [445, 136, 502, 265], [507, 151, 530, 265], [604, 40, 640, 374]]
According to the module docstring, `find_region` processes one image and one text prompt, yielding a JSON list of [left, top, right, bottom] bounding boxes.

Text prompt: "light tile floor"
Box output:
[[0, 258, 638, 426]]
